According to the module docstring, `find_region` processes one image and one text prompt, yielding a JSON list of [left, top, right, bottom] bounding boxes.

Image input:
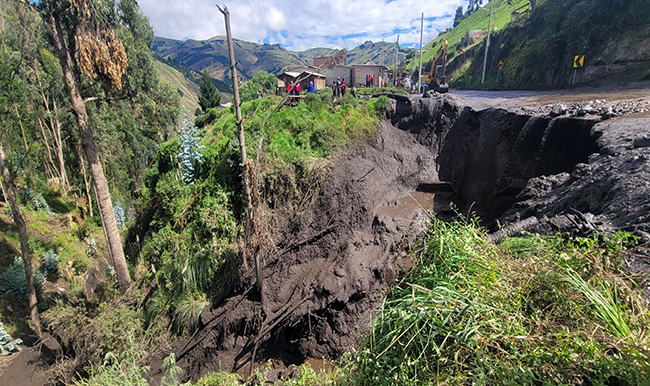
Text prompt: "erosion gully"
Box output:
[[171, 93, 650, 382]]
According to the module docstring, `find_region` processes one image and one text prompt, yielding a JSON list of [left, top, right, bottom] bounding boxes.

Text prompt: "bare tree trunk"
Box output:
[[47, 9, 131, 294], [218, 5, 263, 297], [34, 66, 69, 193], [78, 142, 93, 219], [13, 105, 29, 153], [0, 144, 41, 337]]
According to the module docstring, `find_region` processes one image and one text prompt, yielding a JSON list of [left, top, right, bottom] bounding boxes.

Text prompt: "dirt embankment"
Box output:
[[176, 93, 650, 381], [176, 119, 444, 381]]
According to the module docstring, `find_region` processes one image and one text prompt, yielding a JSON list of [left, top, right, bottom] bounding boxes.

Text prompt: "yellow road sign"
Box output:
[[498, 60, 504, 71], [573, 55, 585, 68]]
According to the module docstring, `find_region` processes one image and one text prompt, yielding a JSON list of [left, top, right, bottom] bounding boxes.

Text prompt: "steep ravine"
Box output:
[[176, 94, 650, 381]]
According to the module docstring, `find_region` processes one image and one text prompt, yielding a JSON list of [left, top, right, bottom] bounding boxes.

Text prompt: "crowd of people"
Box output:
[[283, 72, 419, 101]]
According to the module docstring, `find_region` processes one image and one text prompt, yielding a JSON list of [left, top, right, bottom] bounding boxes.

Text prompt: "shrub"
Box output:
[[114, 201, 126, 229], [369, 95, 390, 119], [178, 110, 204, 184], [21, 188, 54, 216], [0, 322, 23, 356], [0, 256, 46, 301]]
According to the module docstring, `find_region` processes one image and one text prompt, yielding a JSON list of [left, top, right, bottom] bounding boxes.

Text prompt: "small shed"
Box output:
[[277, 71, 301, 93], [297, 71, 326, 91]]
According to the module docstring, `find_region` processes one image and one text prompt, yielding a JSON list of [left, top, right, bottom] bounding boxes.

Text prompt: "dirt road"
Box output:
[[449, 82, 650, 112]]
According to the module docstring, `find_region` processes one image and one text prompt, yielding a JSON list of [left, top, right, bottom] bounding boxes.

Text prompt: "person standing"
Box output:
[[308, 80, 315, 93], [341, 78, 347, 96], [366, 74, 369, 87]]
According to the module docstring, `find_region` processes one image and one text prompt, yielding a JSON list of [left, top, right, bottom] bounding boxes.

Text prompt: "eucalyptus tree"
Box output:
[[0, 0, 43, 335], [38, 0, 134, 293]]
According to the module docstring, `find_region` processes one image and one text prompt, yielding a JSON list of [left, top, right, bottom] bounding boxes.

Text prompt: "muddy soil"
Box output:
[[176, 120, 449, 381], [176, 90, 650, 382]]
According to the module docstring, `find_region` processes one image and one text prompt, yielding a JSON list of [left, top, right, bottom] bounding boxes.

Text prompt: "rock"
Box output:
[[550, 103, 567, 117]]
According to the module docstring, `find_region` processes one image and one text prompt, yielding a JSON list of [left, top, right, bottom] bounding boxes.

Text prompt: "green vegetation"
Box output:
[[451, 0, 650, 89], [349, 218, 649, 385], [154, 59, 202, 112], [199, 70, 222, 112], [407, 0, 530, 77], [132, 89, 381, 334], [239, 71, 277, 103]]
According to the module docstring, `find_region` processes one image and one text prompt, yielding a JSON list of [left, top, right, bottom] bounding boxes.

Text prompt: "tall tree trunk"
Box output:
[[78, 142, 93, 219], [47, 9, 131, 293], [0, 144, 41, 337]]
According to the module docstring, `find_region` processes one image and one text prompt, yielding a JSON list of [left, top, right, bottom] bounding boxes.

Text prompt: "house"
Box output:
[[276, 71, 301, 93], [313, 56, 332, 68], [351, 63, 390, 87], [296, 71, 326, 91], [321, 66, 352, 87]]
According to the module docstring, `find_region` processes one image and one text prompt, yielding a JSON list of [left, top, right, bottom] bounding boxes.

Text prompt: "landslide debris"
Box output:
[[178, 93, 650, 380]]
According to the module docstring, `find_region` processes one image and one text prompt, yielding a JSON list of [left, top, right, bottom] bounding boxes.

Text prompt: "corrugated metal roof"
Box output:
[[281, 71, 301, 78], [300, 70, 326, 77]]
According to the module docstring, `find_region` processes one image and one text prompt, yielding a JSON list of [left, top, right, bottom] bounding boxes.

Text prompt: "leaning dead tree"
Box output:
[[321, 49, 347, 69], [217, 4, 264, 298]]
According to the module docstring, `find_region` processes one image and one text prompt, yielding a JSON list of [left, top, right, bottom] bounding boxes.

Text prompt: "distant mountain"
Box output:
[[151, 36, 413, 85], [154, 59, 201, 112]]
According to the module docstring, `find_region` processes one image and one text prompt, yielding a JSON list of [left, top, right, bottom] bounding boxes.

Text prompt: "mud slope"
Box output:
[[177, 121, 443, 381], [178, 94, 650, 380]]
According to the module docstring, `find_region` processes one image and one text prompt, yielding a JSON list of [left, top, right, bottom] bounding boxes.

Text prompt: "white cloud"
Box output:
[[138, 0, 472, 50]]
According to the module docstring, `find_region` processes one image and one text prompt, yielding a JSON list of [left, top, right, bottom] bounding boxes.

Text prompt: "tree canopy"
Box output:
[[198, 69, 221, 112]]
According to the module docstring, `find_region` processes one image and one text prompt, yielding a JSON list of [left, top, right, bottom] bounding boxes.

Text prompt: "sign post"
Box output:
[[572, 55, 584, 85]]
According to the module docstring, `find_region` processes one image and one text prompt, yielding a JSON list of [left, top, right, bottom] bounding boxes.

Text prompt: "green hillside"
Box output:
[[406, 0, 530, 76], [152, 36, 413, 85], [152, 36, 310, 83], [346, 40, 411, 66], [154, 59, 201, 112], [452, 0, 650, 89]]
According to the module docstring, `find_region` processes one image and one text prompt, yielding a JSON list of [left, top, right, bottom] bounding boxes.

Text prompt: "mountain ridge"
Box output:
[[151, 36, 412, 88]]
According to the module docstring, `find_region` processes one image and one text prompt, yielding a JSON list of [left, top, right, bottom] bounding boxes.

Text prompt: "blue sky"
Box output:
[[138, 0, 475, 51]]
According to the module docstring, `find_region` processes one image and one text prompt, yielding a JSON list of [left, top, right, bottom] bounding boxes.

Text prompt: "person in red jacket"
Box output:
[[295, 82, 301, 94]]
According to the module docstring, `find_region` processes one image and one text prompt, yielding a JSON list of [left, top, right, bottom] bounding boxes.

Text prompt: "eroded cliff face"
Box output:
[[178, 93, 650, 381]]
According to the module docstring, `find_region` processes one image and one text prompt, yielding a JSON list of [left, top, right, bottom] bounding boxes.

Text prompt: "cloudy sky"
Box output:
[[138, 0, 474, 51]]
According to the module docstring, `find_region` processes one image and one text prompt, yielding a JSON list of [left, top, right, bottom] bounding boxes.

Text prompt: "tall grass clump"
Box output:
[[351, 218, 650, 385]]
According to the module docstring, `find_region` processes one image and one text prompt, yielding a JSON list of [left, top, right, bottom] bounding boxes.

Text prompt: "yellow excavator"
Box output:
[[422, 40, 449, 94]]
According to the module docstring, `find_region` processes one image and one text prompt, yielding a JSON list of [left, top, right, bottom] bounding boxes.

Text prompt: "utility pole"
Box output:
[[394, 35, 399, 85], [217, 4, 261, 296], [481, 0, 494, 84], [418, 13, 424, 94]]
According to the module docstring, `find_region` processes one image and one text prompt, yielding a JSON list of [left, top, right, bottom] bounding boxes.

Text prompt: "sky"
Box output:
[[138, 0, 473, 51]]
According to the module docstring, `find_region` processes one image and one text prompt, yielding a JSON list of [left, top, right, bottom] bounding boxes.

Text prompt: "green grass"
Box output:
[[407, 0, 530, 76], [348, 219, 650, 385]]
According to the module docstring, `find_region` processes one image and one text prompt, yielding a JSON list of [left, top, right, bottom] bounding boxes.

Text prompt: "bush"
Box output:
[[21, 188, 53, 216], [0, 257, 45, 301], [0, 322, 23, 356], [41, 249, 60, 280], [369, 95, 390, 119]]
